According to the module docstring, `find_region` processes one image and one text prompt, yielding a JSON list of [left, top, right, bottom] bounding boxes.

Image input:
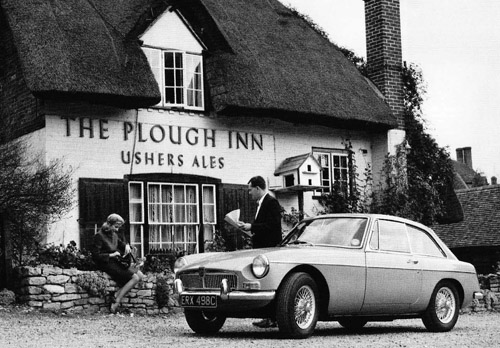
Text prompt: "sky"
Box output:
[[279, 0, 500, 181]]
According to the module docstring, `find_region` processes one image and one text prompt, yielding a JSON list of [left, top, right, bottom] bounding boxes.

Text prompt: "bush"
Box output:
[[156, 273, 172, 308], [34, 241, 95, 270], [0, 288, 15, 305], [75, 272, 109, 297]]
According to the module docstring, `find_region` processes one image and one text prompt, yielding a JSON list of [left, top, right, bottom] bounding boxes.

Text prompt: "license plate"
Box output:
[[180, 294, 218, 308]]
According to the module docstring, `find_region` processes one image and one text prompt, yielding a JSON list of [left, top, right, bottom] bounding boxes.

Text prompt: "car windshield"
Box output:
[[282, 217, 368, 248]]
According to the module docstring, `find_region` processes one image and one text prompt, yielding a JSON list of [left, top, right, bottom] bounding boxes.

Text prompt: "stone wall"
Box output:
[[473, 274, 500, 312], [14, 265, 178, 314]]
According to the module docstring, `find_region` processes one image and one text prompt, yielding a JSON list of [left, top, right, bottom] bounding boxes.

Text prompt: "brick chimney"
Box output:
[[364, 0, 405, 129], [456, 147, 473, 169]]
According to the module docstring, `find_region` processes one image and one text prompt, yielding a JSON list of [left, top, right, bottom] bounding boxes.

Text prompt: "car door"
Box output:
[[361, 219, 423, 314]]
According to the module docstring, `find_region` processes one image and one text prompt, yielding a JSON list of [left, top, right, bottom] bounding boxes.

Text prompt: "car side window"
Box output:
[[406, 224, 445, 257], [376, 220, 410, 253]]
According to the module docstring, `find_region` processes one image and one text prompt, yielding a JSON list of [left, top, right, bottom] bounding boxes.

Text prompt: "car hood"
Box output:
[[177, 245, 361, 272]]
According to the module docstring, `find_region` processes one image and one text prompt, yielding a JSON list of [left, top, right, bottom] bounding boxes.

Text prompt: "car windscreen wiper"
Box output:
[[288, 239, 314, 246]]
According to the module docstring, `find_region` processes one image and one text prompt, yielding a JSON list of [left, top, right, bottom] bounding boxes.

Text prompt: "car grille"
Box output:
[[179, 272, 238, 290]]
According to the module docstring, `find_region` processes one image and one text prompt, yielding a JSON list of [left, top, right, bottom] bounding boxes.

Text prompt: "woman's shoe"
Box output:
[[110, 300, 120, 314]]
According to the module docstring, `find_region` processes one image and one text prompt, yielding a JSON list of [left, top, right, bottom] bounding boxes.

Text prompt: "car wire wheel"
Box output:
[[422, 281, 459, 332], [276, 272, 319, 338], [294, 285, 316, 329], [435, 286, 456, 323]]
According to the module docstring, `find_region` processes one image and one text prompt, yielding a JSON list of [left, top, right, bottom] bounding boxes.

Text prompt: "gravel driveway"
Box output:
[[1, 306, 499, 348]]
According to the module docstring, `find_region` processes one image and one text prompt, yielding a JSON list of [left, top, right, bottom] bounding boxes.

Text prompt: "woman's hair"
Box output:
[[101, 213, 125, 233], [106, 213, 125, 225]]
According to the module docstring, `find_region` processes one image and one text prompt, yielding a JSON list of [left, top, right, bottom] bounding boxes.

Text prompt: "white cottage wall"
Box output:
[[42, 107, 385, 247]]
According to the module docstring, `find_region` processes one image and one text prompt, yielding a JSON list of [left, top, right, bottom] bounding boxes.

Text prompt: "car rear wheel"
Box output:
[[422, 281, 459, 332], [276, 272, 319, 339], [338, 318, 368, 331], [184, 310, 226, 334]]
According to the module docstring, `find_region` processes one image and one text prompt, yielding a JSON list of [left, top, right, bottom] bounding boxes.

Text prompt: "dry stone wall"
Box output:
[[14, 265, 178, 314]]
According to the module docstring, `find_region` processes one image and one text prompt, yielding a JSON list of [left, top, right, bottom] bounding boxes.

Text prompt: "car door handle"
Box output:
[[407, 259, 419, 264]]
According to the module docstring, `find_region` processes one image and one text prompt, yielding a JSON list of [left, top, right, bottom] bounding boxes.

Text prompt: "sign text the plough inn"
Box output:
[[61, 117, 267, 169]]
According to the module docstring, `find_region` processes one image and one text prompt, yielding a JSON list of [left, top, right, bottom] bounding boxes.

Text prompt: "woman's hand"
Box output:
[[109, 251, 121, 258], [124, 244, 132, 255]]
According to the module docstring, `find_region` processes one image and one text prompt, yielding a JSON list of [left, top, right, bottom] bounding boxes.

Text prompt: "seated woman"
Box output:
[[91, 213, 144, 313]]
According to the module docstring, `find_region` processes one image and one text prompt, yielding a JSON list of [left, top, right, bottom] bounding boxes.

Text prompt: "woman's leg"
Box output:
[[112, 271, 144, 312]]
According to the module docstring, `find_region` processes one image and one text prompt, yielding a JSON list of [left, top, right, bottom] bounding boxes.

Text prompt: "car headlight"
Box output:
[[173, 257, 188, 274], [252, 255, 270, 278]]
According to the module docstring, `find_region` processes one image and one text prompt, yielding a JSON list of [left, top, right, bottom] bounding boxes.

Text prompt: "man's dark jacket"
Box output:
[[252, 194, 282, 248]]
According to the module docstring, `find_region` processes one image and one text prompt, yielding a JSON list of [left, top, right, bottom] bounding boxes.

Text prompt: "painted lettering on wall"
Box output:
[[61, 117, 264, 170]]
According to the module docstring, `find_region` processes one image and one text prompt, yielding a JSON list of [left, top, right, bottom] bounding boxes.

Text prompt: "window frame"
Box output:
[[127, 179, 217, 257], [142, 46, 205, 111], [312, 148, 350, 195]]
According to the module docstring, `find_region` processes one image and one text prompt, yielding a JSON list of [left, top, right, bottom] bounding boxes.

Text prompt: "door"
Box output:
[[361, 219, 422, 314]]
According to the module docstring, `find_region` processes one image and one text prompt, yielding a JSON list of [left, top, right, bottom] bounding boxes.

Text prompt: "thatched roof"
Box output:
[[1, 0, 397, 129], [433, 185, 500, 249], [1, 0, 161, 107]]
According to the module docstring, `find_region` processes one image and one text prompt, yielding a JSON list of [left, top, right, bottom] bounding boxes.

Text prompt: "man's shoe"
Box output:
[[252, 318, 277, 328]]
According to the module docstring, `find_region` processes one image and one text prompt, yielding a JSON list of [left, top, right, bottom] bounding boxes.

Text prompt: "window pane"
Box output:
[[176, 87, 183, 104], [407, 225, 445, 257], [175, 52, 183, 68], [165, 88, 174, 104], [129, 203, 143, 223], [186, 186, 197, 203], [129, 183, 142, 200], [175, 70, 183, 87], [378, 220, 410, 253], [165, 69, 174, 87], [165, 52, 174, 68]]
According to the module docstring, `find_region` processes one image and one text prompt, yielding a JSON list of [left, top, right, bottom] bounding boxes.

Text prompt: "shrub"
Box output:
[[0, 288, 15, 305], [75, 272, 109, 297], [156, 273, 172, 308], [34, 241, 95, 270]]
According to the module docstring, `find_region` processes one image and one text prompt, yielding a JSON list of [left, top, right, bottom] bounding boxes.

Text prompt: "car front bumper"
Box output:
[[174, 278, 275, 311]]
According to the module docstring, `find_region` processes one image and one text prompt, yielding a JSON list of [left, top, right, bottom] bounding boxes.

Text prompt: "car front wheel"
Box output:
[[184, 310, 226, 334], [422, 281, 460, 332], [276, 272, 319, 339]]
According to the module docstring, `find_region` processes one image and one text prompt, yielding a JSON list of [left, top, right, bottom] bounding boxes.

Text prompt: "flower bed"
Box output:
[[14, 265, 179, 314]]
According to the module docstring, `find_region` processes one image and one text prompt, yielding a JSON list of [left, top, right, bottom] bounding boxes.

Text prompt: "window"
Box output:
[[407, 225, 445, 257], [313, 150, 349, 194], [129, 182, 145, 257], [128, 181, 216, 256], [370, 220, 411, 253], [143, 47, 204, 110]]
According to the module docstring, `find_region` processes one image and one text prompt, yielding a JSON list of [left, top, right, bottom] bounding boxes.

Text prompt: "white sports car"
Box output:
[[174, 214, 482, 338]]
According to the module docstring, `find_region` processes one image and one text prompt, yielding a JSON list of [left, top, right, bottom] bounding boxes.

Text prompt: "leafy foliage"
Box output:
[[318, 141, 373, 214], [156, 273, 173, 308], [0, 139, 75, 266], [34, 241, 95, 270], [330, 52, 456, 225], [75, 272, 109, 297]]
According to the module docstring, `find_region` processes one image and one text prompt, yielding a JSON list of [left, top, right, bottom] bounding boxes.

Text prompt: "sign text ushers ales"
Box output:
[[61, 117, 266, 169]]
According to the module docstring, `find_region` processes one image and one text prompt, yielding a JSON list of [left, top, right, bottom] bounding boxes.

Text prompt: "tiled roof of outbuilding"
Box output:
[[433, 185, 500, 248]]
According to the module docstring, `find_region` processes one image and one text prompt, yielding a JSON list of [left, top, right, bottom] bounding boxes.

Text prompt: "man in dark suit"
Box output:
[[238, 175, 282, 329], [238, 175, 282, 248]]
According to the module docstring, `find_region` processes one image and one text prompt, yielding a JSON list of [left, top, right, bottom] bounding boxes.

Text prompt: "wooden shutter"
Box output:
[[78, 178, 129, 250], [218, 183, 255, 250]]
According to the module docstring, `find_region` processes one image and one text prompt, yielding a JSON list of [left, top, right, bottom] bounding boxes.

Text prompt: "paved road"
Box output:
[[0, 307, 499, 348]]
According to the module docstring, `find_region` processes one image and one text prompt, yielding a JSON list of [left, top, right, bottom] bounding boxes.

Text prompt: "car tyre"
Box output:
[[422, 281, 459, 332], [338, 318, 368, 331], [276, 272, 319, 339], [184, 310, 226, 334]]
